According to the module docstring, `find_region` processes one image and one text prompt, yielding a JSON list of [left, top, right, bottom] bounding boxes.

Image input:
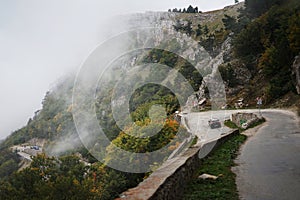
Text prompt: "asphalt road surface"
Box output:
[[233, 110, 300, 200], [185, 109, 300, 199]]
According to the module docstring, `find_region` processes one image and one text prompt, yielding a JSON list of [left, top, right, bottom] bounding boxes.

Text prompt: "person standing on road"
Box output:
[[256, 97, 262, 106], [256, 97, 263, 116]]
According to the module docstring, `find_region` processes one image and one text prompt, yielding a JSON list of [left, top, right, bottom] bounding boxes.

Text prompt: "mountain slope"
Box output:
[[0, 1, 299, 198]]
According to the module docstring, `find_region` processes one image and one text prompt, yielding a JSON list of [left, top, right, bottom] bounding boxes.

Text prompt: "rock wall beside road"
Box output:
[[116, 129, 239, 200], [231, 112, 259, 128], [292, 55, 300, 94]]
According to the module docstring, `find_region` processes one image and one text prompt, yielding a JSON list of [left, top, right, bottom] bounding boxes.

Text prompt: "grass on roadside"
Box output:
[[190, 136, 198, 147], [224, 120, 241, 130], [183, 117, 266, 200], [247, 118, 266, 129], [183, 133, 247, 200]]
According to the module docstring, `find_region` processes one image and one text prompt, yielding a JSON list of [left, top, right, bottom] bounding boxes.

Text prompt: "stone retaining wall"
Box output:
[[116, 129, 239, 200], [231, 112, 259, 128]]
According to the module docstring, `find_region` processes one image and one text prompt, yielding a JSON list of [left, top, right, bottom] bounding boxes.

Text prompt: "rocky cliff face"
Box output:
[[292, 55, 300, 95], [119, 10, 232, 111]]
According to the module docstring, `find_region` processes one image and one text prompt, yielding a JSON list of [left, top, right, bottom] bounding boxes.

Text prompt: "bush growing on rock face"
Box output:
[[222, 14, 238, 33], [218, 64, 238, 88]]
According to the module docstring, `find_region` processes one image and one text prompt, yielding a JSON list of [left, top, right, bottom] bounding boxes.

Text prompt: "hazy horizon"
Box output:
[[0, 0, 238, 140]]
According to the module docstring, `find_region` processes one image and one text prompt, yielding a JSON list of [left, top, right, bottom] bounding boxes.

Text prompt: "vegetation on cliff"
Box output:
[[183, 133, 247, 200], [0, 0, 299, 198]]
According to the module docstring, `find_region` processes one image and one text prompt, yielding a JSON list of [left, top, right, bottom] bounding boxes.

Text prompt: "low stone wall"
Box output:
[[231, 112, 259, 128], [116, 129, 239, 200]]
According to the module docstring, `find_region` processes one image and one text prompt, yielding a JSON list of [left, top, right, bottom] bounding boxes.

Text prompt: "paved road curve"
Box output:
[[186, 109, 258, 141], [234, 110, 300, 200]]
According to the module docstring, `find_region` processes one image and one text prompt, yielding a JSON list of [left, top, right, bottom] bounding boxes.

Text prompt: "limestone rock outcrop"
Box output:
[[292, 55, 300, 94]]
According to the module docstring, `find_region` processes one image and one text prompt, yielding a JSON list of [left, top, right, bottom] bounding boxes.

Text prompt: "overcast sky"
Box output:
[[0, 0, 236, 140]]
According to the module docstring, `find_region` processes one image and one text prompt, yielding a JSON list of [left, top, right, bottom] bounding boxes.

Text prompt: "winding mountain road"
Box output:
[[233, 110, 300, 200], [185, 109, 300, 200]]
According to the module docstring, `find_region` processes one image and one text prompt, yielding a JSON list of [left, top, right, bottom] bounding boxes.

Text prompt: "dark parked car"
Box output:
[[30, 146, 39, 150], [208, 118, 221, 129]]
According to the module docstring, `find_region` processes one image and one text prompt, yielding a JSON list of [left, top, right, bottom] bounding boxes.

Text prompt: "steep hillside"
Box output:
[[229, 0, 300, 108], [0, 1, 299, 199], [170, 1, 300, 108]]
